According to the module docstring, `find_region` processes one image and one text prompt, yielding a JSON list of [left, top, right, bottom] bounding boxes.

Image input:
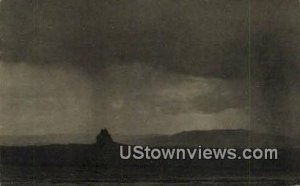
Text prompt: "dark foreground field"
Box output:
[[1, 141, 300, 185]]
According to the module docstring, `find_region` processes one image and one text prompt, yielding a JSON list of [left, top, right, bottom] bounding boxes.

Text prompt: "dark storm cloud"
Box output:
[[0, 0, 249, 78], [249, 0, 300, 136], [0, 0, 299, 136]]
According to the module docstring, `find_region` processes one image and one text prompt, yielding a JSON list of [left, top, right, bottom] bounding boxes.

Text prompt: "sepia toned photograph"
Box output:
[[0, 0, 299, 185]]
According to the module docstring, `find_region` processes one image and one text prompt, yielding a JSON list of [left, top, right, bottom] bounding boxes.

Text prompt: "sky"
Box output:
[[0, 0, 299, 137]]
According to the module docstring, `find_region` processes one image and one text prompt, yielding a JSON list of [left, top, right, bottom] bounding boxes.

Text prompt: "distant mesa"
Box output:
[[96, 128, 113, 147]]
